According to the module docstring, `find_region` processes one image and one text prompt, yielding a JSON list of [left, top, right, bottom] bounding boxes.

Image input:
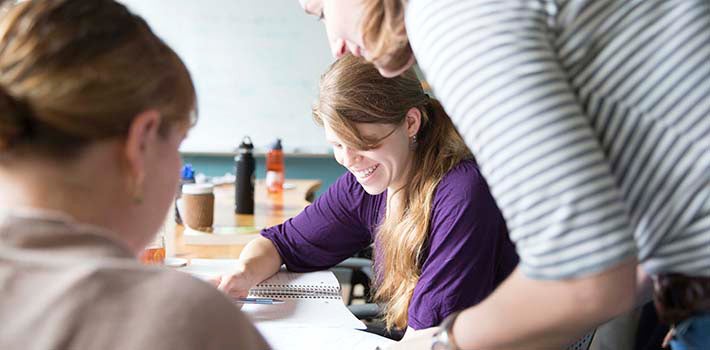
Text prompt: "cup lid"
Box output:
[[181, 183, 214, 195]]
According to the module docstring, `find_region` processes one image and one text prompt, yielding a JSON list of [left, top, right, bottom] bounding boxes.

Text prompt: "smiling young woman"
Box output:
[[216, 54, 518, 335]]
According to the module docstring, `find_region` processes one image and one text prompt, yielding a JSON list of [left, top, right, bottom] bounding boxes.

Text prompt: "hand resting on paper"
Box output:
[[212, 260, 255, 308], [212, 237, 284, 308]]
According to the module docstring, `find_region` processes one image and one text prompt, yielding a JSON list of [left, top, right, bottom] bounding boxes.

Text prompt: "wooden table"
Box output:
[[169, 179, 321, 259]]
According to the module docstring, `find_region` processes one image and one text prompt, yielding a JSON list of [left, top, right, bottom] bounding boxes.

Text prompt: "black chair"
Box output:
[[336, 257, 373, 305], [333, 248, 406, 341]]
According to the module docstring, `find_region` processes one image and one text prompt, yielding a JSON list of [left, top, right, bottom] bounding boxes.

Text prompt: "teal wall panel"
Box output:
[[181, 155, 345, 197]]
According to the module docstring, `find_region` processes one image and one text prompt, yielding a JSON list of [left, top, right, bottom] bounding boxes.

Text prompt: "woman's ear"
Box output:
[[122, 110, 161, 193], [405, 107, 422, 138]]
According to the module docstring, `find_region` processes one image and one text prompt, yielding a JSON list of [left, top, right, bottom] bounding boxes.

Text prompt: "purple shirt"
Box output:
[[262, 159, 518, 329]]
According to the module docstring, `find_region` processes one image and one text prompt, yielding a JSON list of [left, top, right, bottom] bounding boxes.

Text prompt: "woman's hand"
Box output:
[[214, 260, 255, 300], [208, 237, 283, 307]]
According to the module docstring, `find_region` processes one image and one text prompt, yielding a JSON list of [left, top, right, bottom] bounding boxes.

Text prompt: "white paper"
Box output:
[[242, 297, 365, 329], [178, 259, 366, 330], [178, 258, 237, 279], [256, 269, 340, 288], [256, 326, 395, 350]]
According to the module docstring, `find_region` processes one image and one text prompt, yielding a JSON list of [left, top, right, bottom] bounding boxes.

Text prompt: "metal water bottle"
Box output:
[[235, 136, 255, 214]]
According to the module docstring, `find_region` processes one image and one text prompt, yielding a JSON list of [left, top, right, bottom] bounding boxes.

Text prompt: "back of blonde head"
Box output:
[[0, 0, 195, 161], [315, 55, 471, 330]]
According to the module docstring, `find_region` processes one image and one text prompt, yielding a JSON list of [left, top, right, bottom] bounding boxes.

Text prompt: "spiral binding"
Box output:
[[248, 284, 341, 300]]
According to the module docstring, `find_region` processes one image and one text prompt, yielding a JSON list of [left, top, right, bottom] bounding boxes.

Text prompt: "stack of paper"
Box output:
[[178, 259, 395, 349]]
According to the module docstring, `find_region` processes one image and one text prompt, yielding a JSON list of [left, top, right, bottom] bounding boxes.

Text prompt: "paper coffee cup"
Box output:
[[181, 183, 214, 230]]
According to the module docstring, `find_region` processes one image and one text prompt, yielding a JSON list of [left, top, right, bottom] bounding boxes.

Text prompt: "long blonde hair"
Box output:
[[0, 0, 196, 161], [314, 55, 471, 330]]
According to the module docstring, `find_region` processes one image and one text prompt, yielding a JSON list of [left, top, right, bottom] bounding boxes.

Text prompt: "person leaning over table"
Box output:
[[298, 0, 710, 349], [0, 1, 267, 349], [215, 54, 519, 336]]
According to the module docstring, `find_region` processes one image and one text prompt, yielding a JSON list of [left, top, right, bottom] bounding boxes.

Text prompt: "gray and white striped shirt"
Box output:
[[407, 0, 709, 279]]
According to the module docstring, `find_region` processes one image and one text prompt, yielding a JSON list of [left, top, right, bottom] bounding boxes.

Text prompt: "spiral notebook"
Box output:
[[248, 270, 341, 300], [180, 259, 366, 329], [243, 269, 366, 329]]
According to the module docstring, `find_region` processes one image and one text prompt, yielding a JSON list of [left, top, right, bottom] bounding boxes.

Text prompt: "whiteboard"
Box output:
[[120, 0, 334, 154]]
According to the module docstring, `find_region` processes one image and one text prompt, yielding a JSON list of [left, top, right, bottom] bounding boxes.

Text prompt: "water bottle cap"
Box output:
[[271, 138, 282, 150], [237, 136, 254, 153], [181, 164, 195, 180]]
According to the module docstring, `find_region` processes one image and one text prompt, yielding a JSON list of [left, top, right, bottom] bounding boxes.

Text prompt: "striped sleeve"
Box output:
[[406, 0, 638, 279]]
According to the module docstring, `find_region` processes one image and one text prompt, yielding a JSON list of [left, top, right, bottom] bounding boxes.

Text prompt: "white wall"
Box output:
[[120, 0, 334, 154]]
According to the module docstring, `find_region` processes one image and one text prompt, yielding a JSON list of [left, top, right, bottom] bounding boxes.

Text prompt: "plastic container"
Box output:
[[175, 163, 195, 224], [140, 234, 165, 265], [266, 138, 285, 193]]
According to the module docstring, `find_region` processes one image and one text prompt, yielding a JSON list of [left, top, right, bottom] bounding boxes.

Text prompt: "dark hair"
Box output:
[[0, 0, 196, 160]]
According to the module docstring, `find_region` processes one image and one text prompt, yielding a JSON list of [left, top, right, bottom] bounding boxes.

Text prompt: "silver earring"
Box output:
[[410, 135, 418, 149]]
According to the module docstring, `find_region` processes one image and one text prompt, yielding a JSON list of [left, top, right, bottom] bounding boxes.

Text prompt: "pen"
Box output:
[[235, 297, 285, 305]]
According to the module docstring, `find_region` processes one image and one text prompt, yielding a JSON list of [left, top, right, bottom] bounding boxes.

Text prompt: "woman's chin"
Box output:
[[361, 186, 386, 195], [358, 178, 387, 195]]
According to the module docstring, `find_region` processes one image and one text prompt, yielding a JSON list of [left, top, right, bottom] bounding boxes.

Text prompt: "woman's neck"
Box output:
[[388, 148, 415, 187], [385, 187, 406, 220], [0, 149, 133, 244], [0, 165, 103, 221], [386, 151, 416, 213]]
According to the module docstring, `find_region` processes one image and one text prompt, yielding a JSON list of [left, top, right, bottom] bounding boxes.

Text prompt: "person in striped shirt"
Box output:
[[298, 0, 710, 349]]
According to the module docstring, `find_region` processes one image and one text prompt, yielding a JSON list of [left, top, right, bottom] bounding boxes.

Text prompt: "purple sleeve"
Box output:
[[261, 173, 377, 272], [408, 160, 518, 329]]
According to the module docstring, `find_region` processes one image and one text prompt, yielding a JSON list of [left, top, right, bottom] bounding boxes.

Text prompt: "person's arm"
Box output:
[[217, 236, 283, 298], [450, 262, 636, 349], [401, 0, 640, 348], [218, 173, 373, 298], [238, 236, 283, 282], [390, 261, 636, 349]]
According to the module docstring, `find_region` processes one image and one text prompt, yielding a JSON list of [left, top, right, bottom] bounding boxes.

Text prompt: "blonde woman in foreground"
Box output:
[[0, 1, 266, 348]]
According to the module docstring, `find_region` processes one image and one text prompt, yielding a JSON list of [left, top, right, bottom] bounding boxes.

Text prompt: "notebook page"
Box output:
[[179, 258, 239, 279], [256, 326, 395, 350], [256, 270, 340, 289], [178, 259, 366, 329], [182, 260, 340, 290], [242, 296, 366, 329], [251, 270, 341, 298]]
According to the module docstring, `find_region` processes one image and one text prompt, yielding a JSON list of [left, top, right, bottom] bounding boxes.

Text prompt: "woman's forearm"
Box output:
[[239, 236, 283, 285]]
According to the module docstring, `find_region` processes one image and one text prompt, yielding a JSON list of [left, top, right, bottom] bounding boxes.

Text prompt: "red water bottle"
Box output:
[[266, 138, 284, 193]]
